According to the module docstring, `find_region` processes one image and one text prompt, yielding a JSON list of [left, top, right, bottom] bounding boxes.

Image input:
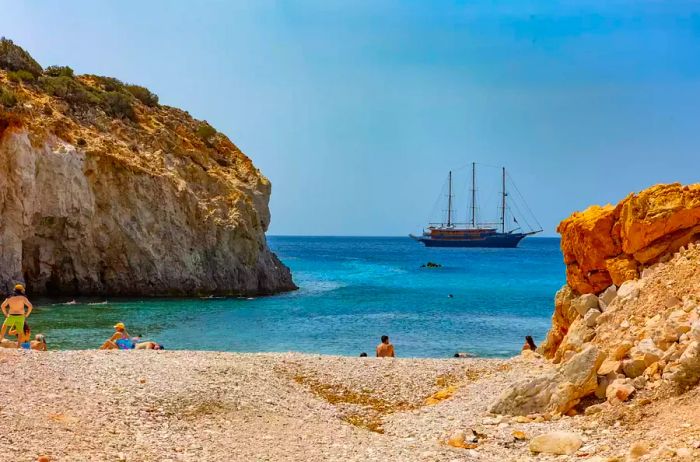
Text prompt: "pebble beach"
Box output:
[[6, 348, 697, 462]]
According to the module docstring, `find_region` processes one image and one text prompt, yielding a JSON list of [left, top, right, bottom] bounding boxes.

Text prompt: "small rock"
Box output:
[[617, 280, 640, 300], [628, 440, 650, 459], [584, 403, 605, 415], [512, 430, 527, 440], [572, 294, 600, 316], [598, 285, 617, 311], [676, 447, 693, 460], [584, 309, 602, 327], [598, 359, 621, 376], [606, 378, 635, 402], [529, 431, 582, 455]]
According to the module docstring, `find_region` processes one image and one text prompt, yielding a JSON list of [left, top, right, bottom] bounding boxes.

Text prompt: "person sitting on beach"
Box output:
[[30, 334, 47, 351], [0, 283, 33, 348], [376, 335, 395, 358], [135, 341, 164, 350], [99, 322, 135, 350], [522, 335, 537, 351]]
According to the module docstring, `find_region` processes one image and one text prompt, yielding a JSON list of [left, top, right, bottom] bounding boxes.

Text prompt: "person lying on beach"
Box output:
[[1, 284, 33, 348], [99, 322, 135, 350], [522, 335, 537, 351], [31, 334, 47, 351], [376, 335, 395, 358], [135, 341, 164, 350]]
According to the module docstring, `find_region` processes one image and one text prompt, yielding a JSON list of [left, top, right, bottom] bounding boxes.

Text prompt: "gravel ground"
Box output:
[[0, 349, 695, 461]]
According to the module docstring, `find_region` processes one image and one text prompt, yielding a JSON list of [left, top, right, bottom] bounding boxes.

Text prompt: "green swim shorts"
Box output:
[[2, 314, 25, 333]]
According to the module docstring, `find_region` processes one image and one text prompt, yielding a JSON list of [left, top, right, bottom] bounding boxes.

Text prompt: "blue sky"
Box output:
[[2, 1, 700, 236]]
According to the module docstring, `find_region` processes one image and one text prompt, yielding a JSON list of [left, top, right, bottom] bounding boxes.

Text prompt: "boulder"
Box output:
[[598, 285, 617, 310], [553, 319, 596, 364], [597, 359, 621, 376], [664, 341, 700, 388], [584, 309, 601, 327], [630, 339, 664, 366], [606, 378, 635, 402], [622, 357, 648, 378], [617, 280, 641, 300], [572, 294, 600, 316], [529, 431, 582, 455], [690, 321, 700, 342], [490, 345, 605, 416]]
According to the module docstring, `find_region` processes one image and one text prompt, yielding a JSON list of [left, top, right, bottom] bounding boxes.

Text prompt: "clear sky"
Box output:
[[2, 1, 700, 236]]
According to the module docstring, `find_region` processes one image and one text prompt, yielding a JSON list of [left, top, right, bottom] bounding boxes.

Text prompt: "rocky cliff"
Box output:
[[0, 38, 295, 296], [492, 183, 700, 424], [558, 183, 700, 294]]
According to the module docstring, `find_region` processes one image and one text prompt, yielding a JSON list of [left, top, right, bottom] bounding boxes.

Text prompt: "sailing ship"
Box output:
[[410, 163, 542, 248]]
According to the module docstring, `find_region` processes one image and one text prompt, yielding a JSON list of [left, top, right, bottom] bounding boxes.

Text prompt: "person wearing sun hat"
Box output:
[[0, 283, 34, 348], [99, 322, 134, 350]]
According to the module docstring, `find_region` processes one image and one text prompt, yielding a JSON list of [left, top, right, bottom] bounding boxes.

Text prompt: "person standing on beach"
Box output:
[[376, 335, 395, 358], [0, 283, 33, 348]]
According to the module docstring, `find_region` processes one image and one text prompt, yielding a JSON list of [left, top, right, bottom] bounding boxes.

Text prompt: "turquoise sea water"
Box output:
[[24, 236, 565, 358]]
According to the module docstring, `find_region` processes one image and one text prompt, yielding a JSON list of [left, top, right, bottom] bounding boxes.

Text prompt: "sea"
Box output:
[[27, 236, 565, 358]]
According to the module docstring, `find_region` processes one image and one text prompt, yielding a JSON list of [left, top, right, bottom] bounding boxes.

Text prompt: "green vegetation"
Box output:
[[1, 38, 158, 122], [125, 84, 158, 107], [0, 85, 18, 108], [7, 69, 36, 83], [44, 65, 74, 78], [39, 75, 99, 106], [196, 123, 217, 143], [0, 37, 42, 76], [89, 75, 125, 93], [101, 91, 135, 121]]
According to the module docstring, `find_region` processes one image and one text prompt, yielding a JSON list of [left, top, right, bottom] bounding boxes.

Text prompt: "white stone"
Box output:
[[617, 280, 641, 300], [584, 309, 601, 327], [529, 431, 582, 455], [572, 294, 600, 316], [598, 285, 617, 311]]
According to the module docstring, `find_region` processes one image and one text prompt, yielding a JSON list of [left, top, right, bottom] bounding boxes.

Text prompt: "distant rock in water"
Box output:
[[421, 261, 442, 268], [0, 38, 296, 296]]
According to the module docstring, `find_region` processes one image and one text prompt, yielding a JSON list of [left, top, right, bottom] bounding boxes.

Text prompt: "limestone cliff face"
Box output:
[[0, 65, 295, 296], [558, 184, 700, 294], [540, 182, 700, 358]]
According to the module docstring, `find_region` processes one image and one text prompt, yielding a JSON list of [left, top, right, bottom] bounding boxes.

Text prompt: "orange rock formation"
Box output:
[[558, 183, 700, 294]]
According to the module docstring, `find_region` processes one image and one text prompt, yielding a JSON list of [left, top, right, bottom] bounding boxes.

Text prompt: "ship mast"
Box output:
[[470, 162, 476, 227], [501, 166, 506, 233], [447, 171, 453, 227]]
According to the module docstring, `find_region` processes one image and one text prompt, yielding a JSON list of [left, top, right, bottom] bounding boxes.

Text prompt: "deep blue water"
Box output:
[[26, 236, 565, 358]]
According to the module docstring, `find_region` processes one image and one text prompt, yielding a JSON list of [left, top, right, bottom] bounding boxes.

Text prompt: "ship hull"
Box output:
[[410, 232, 528, 248]]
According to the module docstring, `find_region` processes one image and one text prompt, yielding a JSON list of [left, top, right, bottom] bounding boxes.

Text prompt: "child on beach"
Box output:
[[0, 283, 34, 348]]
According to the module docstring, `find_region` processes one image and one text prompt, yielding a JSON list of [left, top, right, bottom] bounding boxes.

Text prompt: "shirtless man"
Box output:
[[1, 284, 33, 348], [376, 335, 395, 358]]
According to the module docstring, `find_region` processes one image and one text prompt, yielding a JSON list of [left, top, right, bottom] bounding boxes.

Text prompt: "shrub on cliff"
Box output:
[[44, 65, 75, 78], [125, 84, 158, 107], [7, 69, 36, 83], [0, 85, 17, 108], [196, 123, 217, 144], [0, 37, 42, 77], [101, 91, 136, 121], [89, 75, 126, 93], [39, 75, 98, 106]]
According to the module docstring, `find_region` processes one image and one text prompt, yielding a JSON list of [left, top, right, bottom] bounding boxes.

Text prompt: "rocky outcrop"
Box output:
[[0, 42, 295, 296], [505, 184, 700, 423], [490, 345, 604, 416], [558, 184, 700, 294]]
